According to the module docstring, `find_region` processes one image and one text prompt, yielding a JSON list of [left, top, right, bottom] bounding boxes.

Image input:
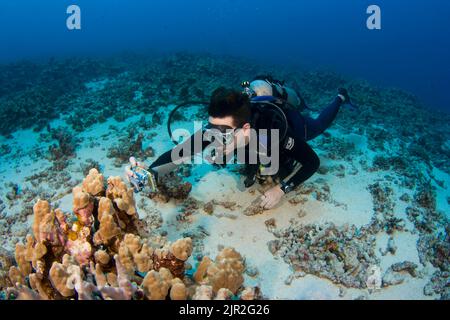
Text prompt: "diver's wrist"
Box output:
[[280, 181, 293, 194]]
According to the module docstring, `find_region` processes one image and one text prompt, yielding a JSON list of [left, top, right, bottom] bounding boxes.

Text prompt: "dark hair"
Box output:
[[208, 87, 251, 127]]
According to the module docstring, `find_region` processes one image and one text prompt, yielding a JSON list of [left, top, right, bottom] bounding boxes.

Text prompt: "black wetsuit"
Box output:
[[149, 96, 343, 193]]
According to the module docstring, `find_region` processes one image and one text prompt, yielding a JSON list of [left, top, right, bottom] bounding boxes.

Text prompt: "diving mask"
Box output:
[[204, 123, 236, 145]]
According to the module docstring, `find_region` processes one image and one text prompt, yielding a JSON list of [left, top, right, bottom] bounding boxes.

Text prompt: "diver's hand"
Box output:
[[260, 186, 285, 210]]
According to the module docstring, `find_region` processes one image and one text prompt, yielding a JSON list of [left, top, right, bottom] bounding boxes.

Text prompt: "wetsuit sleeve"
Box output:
[[280, 137, 320, 191], [149, 130, 211, 177]]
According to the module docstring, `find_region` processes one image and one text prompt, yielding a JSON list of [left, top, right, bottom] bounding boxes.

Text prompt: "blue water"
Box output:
[[1, 0, 449, 111]]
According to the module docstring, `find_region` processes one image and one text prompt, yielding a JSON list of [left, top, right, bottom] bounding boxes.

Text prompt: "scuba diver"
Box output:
[[136, 76, 357, 209]]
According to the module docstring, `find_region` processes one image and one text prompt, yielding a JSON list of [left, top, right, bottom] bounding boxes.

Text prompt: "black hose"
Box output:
[[167, 101, 209, 145], [250, 100, 289, 142]]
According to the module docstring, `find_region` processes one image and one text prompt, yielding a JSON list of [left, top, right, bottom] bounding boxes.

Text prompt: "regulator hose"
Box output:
[[167, 101, 209, 145]]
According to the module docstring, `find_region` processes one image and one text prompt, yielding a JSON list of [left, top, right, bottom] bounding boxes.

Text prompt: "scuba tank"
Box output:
[[241, 76, 305, 188], [243, 75, 313, 112], [241, 77, 293, 144], [248, 95, 289, 144]]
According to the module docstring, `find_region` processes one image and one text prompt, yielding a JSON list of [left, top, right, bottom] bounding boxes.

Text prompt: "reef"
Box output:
[[193, 247, 245, 295], [368, 182, 405, 234], [0, 52, 449, 173], [150, 172, 193, 203], [0, 58, 121, 135], [288, 179, 347, 209], [405, 183, 450, 299], [267, 221, 379, 288], [243, 198, 265, 216], [80, 159, 102, 177], [46, 127, 78, 170], [0, 53, 261, 136], [0, 144, 11, 157], [315, 134, 358, 162], [382, 261, 419, 287], [0, 170, 257, 300], [0, 248, 14, 289], [107, 129, 154, 167], [0, 52, 449, 300]]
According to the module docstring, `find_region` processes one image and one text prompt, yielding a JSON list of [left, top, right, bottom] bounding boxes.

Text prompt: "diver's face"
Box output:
[[208, 116, 251, 154]]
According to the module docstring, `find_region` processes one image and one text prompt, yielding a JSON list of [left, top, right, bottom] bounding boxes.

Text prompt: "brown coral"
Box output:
[[193, 256, 212, 283], [94, 255, 137, 300], [194, 247, 244, 294], [0, 248, 14, 289], [142, 268, 171, 300], [49, 254, 78, 297], [82, 168, 105, 196], [19, 234, 48, 276], [8, 239, 32, 285], [94, 250, 110, 266], [30, 200, 67, 253], [170, 238, 193, 261], [72, 187, 94, 227], [10, 233, 62, 299], [118, 234, 154, 274], [32, 200, 51, 242], [192, 285, 213, 300], [170, 278, 187, 300], [3, 168, 253, 300], [116, 234, 192, 279], [106, 176, 136, 216], [93, 198, 122, 246]]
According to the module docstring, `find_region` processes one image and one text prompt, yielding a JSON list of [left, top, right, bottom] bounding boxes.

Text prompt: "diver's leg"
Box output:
[[285, 109, 308, 140], [304, 97, 343, 141]]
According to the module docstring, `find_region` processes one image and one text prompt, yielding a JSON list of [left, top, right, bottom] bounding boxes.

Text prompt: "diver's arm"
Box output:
[[148, 150, 178, 177], [124, 166, 133, 182], [136, 161, 146, 169], [149, 130, 211, 178], [280, 138, 320, 192]]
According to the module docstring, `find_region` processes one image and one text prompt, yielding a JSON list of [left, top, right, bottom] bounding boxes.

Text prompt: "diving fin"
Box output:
[[338, 88, 360, 111]]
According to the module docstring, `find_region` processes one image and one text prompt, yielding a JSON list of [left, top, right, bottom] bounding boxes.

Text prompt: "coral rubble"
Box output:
[[150, 172, 192, 203], [107, 130, 154, 167], [268, 221, 379, 289]]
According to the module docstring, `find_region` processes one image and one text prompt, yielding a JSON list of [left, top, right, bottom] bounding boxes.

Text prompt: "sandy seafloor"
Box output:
[[0, 88, 449, 300]]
